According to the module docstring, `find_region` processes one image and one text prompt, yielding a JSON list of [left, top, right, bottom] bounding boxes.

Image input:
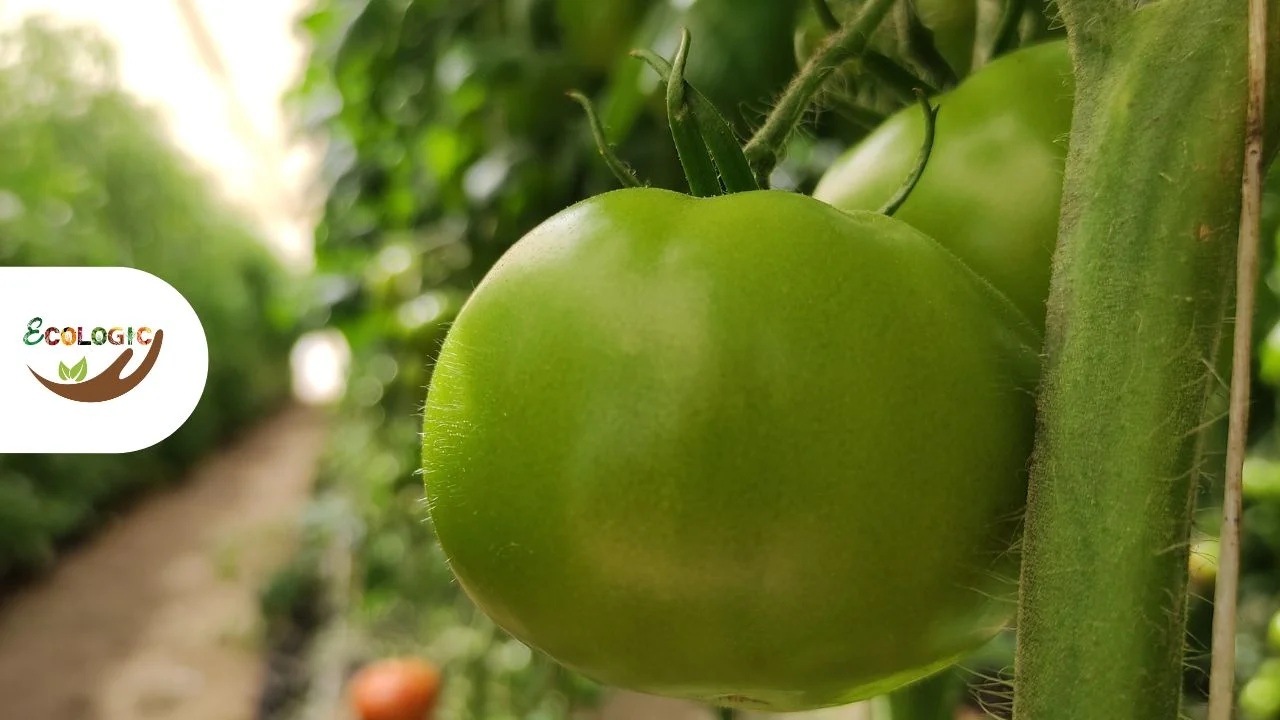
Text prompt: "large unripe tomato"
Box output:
[[421, 189, 1039, 711], [814, 39, 1074, 332]]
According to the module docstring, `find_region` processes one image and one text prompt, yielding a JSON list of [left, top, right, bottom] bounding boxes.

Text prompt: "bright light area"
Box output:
[[290, 330, 351, 406], [0, 0, 331, 401], [0, 0, 322, 269]]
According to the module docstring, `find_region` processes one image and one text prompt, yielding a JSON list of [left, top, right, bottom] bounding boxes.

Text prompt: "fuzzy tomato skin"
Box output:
[[421, 189, 1038, 711]]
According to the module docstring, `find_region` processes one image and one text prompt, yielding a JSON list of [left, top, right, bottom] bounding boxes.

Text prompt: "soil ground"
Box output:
[[0, 407, 328, 720]]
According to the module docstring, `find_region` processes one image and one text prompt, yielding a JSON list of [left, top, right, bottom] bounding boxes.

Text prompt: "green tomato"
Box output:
[[554, 0, 649, 72], [1187, 537, 1219, 589], [1243, 660, 1280, 720], [421, 189, 1040, 711], [814, 39, 1073, 332]]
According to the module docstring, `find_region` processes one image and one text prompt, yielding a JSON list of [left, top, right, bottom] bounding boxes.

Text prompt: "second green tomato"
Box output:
[[815, 39, 1074, 333]]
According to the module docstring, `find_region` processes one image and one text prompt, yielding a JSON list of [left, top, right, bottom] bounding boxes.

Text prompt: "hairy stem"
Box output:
[[743, 0, 895, 183], [1014, 1, 1280, 718]]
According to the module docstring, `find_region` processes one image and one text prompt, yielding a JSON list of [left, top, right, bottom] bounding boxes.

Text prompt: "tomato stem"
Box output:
[[1013, 1, 1280, 718], [666, 28, 723, 197], [567, 91, 643, 189], [632, 51, 759, 194], [743, 0, 895, 184], [813, 0, 938, 103], [876, 90, 937, 217]]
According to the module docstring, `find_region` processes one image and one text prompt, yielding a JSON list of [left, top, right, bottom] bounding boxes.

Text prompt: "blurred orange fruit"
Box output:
[[349, 657, 442, 720]]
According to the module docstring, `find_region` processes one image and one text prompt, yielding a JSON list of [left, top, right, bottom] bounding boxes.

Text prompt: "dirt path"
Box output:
[[0, 406, 329, 720]]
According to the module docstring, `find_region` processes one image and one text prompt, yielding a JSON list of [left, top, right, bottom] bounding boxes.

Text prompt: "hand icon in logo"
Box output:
[[29, 330, 165, 403]]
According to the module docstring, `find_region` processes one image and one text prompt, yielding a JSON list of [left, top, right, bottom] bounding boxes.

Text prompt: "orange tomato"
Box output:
[[349, 658, 442, 720]]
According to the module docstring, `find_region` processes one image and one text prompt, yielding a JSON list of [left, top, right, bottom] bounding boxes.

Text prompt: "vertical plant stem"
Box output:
[[1208, 0, 1270, 718], [1014, 1, 1279, 718]]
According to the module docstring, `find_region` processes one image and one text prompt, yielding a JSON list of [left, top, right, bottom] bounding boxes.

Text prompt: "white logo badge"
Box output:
[[0, 267, 210, 453]]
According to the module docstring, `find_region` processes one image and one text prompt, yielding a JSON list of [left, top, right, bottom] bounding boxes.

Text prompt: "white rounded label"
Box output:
[[0, 267, 210, 453]]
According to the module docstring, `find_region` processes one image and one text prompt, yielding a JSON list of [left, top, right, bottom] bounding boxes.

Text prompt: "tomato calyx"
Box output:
[[566, 0, 908, 196], [634, 40, 758, 195], [664, 29, 744, 197], [569, 17, 939, 216]]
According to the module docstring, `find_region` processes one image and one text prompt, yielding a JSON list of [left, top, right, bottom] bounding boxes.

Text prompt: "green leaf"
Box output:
[[57, 361, 72, 381], [70, 356, 87, 382]]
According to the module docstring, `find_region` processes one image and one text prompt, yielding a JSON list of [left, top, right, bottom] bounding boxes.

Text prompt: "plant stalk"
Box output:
[[1207, 0, 1270, 717], [1013, 1, 1279, 719]]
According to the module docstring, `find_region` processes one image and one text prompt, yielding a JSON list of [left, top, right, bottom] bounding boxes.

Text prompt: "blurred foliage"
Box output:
[[0, 17, 302, 580], [285, 0, 1280, 718]]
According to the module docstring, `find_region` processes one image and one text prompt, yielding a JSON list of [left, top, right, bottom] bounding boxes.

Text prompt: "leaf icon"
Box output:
[[70, 357, 88, 382], [58, 361, 73, 381]]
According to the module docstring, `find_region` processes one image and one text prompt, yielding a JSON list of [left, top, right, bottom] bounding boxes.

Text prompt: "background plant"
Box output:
[[0, 16, 302, 582]]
